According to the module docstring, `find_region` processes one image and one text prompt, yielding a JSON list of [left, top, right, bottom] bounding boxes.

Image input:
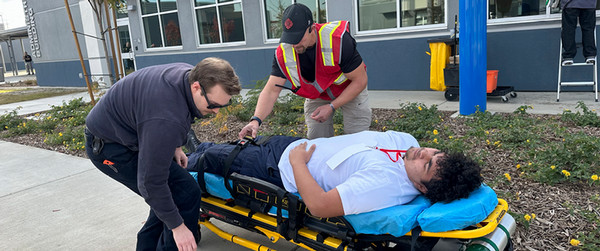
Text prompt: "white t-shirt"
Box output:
[[278, 131, 421, 215]]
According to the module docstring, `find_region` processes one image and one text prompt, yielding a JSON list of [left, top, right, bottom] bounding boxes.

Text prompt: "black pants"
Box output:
[[85, 131, 201, 251], [561, 8, 597, 59]]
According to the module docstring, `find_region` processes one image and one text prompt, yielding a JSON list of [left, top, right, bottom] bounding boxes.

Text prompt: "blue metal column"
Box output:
[[459, 0, 487, 115]]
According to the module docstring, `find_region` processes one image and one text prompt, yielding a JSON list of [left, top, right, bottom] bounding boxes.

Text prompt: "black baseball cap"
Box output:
[[280, 3, 313, 44]]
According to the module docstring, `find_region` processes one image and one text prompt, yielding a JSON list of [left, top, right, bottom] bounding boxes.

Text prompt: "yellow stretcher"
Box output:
[[196, 173, 515, 251]]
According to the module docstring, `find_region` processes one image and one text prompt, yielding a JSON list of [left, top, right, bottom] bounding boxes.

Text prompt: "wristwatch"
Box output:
[[250, 116, 262, 126]]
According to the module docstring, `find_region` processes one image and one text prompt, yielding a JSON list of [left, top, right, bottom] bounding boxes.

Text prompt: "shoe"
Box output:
[[184, 130, 201, 153], [586, 57, 596, 64], [562, 59, 574, 66]]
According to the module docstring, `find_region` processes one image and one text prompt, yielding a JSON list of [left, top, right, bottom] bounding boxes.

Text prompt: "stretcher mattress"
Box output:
[[191, 172, 498, 236]]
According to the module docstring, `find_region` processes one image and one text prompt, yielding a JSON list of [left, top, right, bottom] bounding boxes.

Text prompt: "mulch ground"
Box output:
[[2, 108, 598, 250]]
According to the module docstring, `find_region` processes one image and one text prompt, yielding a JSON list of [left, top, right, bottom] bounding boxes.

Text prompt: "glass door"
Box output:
[[118, 24, 135, 75]]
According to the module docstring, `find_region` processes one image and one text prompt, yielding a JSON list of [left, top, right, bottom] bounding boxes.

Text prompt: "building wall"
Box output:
[[25, 0, 600, 91], [1, 38, 30, 72], [25, 0, 92, 86]]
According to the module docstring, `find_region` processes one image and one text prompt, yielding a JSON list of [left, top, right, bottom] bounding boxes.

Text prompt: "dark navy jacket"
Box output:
[[86, 63, 203, 229], [562, 0, 597, 9]]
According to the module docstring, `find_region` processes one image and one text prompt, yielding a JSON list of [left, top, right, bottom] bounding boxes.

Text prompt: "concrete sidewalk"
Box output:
[[1, 89, 599, 250]]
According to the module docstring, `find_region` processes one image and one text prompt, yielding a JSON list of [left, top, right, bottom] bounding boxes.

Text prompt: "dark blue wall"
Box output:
[[488, 28, 596, 91], [135, 49, 275, 89], [2, 62, 26, 72], [108, 26, 600, 91], [36, 60, 91, 87]]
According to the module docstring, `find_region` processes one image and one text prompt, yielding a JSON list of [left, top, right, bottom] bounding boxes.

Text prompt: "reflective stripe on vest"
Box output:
[[280, 43, 325, 93], [280, 44, 300, 89], [319, 21, 345, 66], [333, 72, 347, 85]]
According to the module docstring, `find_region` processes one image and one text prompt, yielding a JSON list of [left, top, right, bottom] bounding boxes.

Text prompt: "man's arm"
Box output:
[[238, 75, 285, 139], [310, 62, 368, 122], [288, 142, 344, 218]]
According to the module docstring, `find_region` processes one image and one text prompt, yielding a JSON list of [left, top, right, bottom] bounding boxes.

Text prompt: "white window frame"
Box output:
[[138, 0, 183, 51], [354, 0, 448, 36], [192, 0, 247, 48], [261, 0, 329, 44]]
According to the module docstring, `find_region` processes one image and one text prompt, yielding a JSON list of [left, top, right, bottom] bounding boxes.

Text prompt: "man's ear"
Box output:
[[413, 181, 428, 194], [191, 81, 201, 93]]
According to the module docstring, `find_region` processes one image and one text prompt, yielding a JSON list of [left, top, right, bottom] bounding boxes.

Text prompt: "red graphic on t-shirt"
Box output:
[[285, 18, 293, 30]]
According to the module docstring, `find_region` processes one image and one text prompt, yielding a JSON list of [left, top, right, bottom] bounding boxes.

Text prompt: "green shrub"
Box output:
[[561, 101, 600, 127], [0, 109, 25, 133], [383, 103, 443, 140]]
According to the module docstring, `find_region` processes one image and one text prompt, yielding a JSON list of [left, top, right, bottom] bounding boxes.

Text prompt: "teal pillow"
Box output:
[[344, 196, 431, 237], [417, 184, 498, 232]]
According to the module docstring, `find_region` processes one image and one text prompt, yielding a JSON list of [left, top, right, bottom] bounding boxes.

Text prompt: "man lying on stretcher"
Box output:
[[187, 130, 482, 218]]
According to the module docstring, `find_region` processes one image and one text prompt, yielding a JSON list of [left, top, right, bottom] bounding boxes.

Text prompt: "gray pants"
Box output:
[[304, 88, 372, 139], [25, 62, 34, 75]]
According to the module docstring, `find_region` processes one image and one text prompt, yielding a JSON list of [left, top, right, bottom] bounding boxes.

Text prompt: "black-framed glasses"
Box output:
[[200, 84, 232, 109]]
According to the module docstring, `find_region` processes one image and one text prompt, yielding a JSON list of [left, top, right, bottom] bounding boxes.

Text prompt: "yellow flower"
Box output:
[[433, 138, 438, 144], [570, 239, 580, 246], [592, 175, 598, 181], [35, 113, 40, 116], [519, 171, 525, 177], [485, 130, 489, 134], [486, 140, 490, 145], [528, 162, 532, 166], [374, 119, 378, 123], [494, 141, 500, 145], [418, 106, 422, 111], [562, 170, 571, 177], [433, 129, 439, 135], [516, 164, 521, 169], [531, 213, 536, 220], [448, 136, 453, 139], [59, 132, 63, 137], [526, 139, 530, 143], [382, 126, 386, 131], [524, 214, 531, 221], [504, 173, 511, 181], [551, 165, 556, 170]]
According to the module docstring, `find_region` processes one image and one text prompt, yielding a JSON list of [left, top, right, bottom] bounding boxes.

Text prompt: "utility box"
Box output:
[[0, 67, 4, 82]]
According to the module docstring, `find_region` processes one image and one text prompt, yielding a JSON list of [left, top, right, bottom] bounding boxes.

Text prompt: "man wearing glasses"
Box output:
[[85, 57, 241, 251]]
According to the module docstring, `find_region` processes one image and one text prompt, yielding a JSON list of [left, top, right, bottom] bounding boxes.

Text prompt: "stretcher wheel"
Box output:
[[502, 96, 509, 102], [510, 92, 517, 98], [444, 91, 458, 101]]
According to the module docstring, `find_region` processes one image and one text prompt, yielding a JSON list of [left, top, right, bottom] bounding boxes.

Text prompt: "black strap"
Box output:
[[410, 227, 422, 251], [275, 84, 300, 93], [195, 152, 209, 196], [222, 136, 274, 195]]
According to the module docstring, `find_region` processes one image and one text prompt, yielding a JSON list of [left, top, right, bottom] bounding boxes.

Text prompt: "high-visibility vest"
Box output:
[[275, 20, 356, 100]]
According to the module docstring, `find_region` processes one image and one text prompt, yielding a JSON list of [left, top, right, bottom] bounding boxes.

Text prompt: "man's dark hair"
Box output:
[[423, 152, 482, 203], [189, 57, 241, 96]]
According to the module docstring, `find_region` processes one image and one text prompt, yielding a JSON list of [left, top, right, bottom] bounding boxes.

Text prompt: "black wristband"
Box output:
[[250, 116, 262, 126]]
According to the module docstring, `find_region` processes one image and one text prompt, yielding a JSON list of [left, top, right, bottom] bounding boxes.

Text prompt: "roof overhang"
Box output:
[[0, 26, 28, 41]]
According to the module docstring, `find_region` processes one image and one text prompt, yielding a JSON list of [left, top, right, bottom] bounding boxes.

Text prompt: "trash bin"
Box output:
[[0, 67, 4, 82]]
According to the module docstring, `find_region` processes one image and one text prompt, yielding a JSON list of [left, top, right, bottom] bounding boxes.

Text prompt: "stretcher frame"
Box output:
[[197, 172, 509, 251]]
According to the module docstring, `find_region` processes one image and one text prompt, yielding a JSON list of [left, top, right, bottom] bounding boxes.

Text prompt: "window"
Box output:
[[489, 0, 600, 20], [264, 0, 327, 40], [139, 0, 182, 48], [195, 0, 245, 45], [116, 3, 128, 19], [357, 0, 444, 32], [489, 0, 549, 19]]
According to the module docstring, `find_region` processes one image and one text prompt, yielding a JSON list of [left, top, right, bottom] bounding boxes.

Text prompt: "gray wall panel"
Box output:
[[358, 38, 431, 90], [134, 49, 275, 88], [35, 60, 91, 87]]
